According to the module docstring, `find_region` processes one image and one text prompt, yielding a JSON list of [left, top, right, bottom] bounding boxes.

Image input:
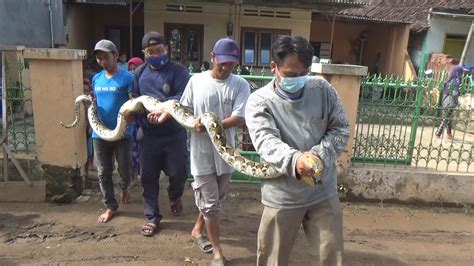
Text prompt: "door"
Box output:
[[105, 26, 144, 59], [164, 23, 204, 70]]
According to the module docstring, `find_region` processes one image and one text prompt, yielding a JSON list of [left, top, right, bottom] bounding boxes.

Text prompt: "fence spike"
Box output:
[[236, 65, 242, 75]]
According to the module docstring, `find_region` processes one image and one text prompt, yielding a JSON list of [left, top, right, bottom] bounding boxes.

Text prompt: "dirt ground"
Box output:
[[0, 181, 473, 266]]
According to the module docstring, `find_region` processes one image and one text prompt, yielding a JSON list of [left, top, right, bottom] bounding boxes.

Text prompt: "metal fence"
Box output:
[[190, 65, 473, 180], [4, 59, 470, 176], [189, 65, 273, 183], [1, 54, 35, 154], [353, 73, 473, 173]]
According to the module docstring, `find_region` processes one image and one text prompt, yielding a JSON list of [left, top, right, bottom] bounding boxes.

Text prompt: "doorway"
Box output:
[[443, 34, 467, 60], [164, 23, 204, 70]]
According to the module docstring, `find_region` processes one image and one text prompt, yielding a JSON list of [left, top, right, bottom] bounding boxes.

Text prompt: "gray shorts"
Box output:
[[191, 173, 231, 219]]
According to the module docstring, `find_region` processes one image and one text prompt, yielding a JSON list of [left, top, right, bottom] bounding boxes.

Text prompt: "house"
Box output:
[[339, 1, 474, 73], [422, 7, 474, 69], [139, 0, 371, 72], [64, 0, 144, 60], [0, 0, 66, 87], [312, 3, 411, 77], [328, 1, 474, 78], [0, 0, 66, 48], [0, 0, 143, 82], [60, 0, 417, 78], [6, 1, 473, 80], [64, 0, 416, 78]]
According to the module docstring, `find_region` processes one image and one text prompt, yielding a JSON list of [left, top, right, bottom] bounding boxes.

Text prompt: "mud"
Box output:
[[0, 183, 472, 265]]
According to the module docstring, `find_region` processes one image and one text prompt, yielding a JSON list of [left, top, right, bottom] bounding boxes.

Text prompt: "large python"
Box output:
[[61, 95, 322, 184]]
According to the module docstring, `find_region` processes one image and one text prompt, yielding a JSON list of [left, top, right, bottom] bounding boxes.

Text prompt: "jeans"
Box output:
[[93, 138, 132, 211], [139, 134, 188, 225]]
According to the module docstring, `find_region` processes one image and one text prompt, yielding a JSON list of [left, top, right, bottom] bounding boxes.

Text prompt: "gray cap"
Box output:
[[93, 39, 118, 54]]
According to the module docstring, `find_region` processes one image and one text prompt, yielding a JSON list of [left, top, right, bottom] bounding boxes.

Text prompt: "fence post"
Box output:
[[406, 79, 425, 165], [311, 64, 368, 180], [1, 51, 8, 181], [24, 48, 87, 196]]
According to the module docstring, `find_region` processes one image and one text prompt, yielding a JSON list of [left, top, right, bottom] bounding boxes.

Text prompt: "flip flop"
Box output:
[[211, 256, 226, 266], [192, 235, 213, 253], [141, 223, 157, 237]]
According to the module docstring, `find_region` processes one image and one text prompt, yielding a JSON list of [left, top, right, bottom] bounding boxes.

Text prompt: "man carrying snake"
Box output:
[[132, 32, 191, 237], [90, 39, 135, 223], [180, 37, 250, 266], [245, 36, 351, 266]]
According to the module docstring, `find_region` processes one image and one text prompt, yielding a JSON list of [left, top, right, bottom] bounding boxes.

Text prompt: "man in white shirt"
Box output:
[[180, 37, 250, 266]]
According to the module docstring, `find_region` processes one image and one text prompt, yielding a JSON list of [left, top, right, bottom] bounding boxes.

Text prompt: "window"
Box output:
[[244, 31, 256, 65], [260, 32, 271, 65], [165, 23, 204, 69], [241, 28, 291, 66]]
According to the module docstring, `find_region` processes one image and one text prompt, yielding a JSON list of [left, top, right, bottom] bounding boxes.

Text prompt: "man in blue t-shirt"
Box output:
[[132, 32, 191, 236], [91, 39, 134, 223]]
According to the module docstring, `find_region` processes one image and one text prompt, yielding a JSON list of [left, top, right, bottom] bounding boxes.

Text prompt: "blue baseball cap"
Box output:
[[212, 38, 240, 64]]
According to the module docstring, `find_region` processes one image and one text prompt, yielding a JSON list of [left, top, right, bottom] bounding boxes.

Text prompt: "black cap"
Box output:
[[93, 39, 118, 54], [142, 32, 166, 49]]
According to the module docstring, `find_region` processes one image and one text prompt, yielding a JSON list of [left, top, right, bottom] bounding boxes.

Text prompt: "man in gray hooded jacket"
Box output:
[[245, 36, 350, 266]]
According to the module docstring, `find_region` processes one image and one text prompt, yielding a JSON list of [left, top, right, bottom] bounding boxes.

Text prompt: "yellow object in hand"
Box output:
[[301, 157, 323, 187]]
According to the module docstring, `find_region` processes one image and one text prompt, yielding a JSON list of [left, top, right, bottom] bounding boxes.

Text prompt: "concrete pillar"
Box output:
[[23, 48, 87, 198], [311, 64, 367, 180]]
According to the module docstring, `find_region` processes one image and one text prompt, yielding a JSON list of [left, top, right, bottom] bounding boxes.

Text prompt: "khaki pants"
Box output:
[[257, 196, 343, 266]]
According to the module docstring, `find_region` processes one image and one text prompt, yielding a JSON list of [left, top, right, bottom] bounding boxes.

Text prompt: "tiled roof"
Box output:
[[308, 0, 371, 5], [335, 0, 474, 31], [202, 0, 371, 9], [67, 0, 128, 6]]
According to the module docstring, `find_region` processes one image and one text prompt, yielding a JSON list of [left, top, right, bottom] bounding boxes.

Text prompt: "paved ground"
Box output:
[[0, 180, 473, 266]]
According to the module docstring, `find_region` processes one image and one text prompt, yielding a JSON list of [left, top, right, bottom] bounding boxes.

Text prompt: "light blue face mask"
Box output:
[[279, 75, 308, 93]]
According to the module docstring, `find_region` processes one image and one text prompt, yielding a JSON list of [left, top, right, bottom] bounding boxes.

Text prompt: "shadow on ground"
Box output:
[[344, 250, 408, 266], [0, 213, 40, 233]]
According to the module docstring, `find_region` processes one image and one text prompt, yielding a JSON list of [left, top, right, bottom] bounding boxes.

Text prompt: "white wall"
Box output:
[[425, 15, 473, 56], [143, 0, 311, 64], [0, 0, 65, 48], [462, 22, 474, 66]]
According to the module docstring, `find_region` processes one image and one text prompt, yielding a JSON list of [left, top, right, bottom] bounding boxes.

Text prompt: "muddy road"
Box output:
[[0, 184, 473, 265]]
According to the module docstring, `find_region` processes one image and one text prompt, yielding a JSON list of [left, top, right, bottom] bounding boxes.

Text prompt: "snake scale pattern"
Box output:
[[60, 95, 281, 179]]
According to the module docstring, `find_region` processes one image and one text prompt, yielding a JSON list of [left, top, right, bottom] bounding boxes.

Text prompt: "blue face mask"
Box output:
[[279, 75, 308, 93], [146, 55, 169, 69]]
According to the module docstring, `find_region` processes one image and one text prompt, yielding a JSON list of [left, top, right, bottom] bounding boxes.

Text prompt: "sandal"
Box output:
[[170, 198, 183, 216], [141, 223, 157, 237], [211, 256, 226, 266], [192, 235, 213, 253]]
